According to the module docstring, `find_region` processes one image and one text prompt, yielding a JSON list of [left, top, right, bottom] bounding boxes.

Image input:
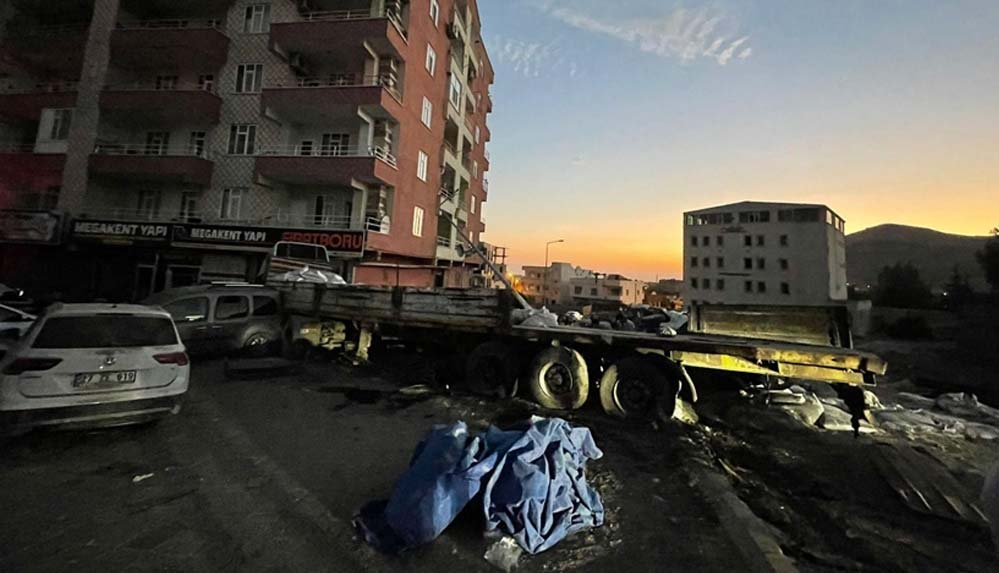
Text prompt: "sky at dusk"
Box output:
[[475, 0, 999, 280]]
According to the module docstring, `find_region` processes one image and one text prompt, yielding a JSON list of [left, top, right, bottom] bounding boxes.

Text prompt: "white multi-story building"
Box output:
[[570, 274, 645, 306], [520, 262, 594, 306], [682, 201, 847, 307]]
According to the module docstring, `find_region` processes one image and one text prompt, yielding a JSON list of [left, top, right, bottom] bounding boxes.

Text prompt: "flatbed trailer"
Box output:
[[271, 281, 886, 421]]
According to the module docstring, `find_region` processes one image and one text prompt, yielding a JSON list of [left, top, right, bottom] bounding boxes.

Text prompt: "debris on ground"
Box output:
[[511, 307, 559, 328], [354, 417, 604, 559], [131, 473, 155, 484], [483, 535, 523, 572], [983, 460, 999, 555]]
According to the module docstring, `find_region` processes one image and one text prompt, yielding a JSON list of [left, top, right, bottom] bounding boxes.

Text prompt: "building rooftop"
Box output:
[[684, 201, 844, 226]]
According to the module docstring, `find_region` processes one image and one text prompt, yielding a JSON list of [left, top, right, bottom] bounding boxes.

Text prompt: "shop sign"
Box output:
[[0, 210, 62, 244]]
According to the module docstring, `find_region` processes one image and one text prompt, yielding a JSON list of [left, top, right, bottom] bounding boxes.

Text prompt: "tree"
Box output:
[[978, 227, 999, 295], [874, 262, 932, 308], [944, 265, 974, 310]]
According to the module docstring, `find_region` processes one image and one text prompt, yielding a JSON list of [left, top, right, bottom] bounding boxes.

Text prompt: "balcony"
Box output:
[[89, 143, 213, 186], [0, 144, 66, 190], [110, 20, 230, 71], [0, 82, 77, 123], [261, 75, 402, 123], [100, 82, 222, 125], [2, 24, 89, 76], [255, 144, 398, 187], [76, 208, 363, 231], [269, 10, 407, 65]]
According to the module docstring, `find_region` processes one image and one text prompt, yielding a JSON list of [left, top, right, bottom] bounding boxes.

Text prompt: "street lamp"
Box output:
[[543, 239, 565, 306]]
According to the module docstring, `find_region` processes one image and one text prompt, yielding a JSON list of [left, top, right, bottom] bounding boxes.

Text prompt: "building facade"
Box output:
[[570, 274, 645, 307], [645, 278, 683, 309], [682, 201, 847, 307], [0, 0, 494, 301], [519, 262, 594, 306]]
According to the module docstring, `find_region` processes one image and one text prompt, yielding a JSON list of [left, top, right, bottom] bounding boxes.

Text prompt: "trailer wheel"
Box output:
[[466, 341, 519, 398], [527, 346, 589, 410], [600, 355, 677, 420]]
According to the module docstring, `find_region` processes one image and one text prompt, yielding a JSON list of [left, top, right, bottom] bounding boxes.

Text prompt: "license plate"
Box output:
[[73, 370, 137, 388]]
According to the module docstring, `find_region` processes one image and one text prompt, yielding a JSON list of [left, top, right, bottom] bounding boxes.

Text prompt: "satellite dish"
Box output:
[[455, 243, 466, 258]]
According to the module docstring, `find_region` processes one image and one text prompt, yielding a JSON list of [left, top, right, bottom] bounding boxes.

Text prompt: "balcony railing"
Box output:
[[256, 144, 397, 167], [439, 187, 457, 202], [366, 216, 391, 234], [0, 81, 78, 94], [116, 18, 223, 30], [93, 143, 209, 158], [104, 80, 217, 93], [436, 236, 452, 247], [266, 74, 400, 98], [0, 143, 42, 153]]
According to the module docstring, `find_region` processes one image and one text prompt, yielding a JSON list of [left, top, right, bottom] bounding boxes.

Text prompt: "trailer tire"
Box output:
[[527, 346, 589, 410], [600, 355, 677, 420], [466, 341, 519, 398]]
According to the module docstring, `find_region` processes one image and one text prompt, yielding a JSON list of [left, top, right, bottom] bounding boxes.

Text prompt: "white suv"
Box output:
[[0, 304, 189, 434]]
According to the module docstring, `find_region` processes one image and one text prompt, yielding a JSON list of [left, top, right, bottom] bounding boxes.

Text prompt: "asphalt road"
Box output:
[[0, 358, 755, 572]]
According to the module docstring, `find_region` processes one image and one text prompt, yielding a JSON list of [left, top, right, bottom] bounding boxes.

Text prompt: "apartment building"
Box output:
[[0, 0, 494, 301], [682, 201, 848, 307], [520, 262, 595, 306], [570, 274, 645, 307]]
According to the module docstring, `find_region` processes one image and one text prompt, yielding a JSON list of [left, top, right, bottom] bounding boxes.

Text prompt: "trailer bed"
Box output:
[[272, 282, 886, 386]]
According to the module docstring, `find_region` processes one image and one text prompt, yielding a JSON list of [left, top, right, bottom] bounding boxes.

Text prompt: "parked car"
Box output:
[[144, 284, 283, 356], [0, 303, 35, 340], [0, 304, 189, 435]]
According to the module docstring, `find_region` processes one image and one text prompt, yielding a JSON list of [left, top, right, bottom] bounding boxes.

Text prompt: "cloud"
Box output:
[[527, 1, 752, 66], [487, 34, 581, 79]]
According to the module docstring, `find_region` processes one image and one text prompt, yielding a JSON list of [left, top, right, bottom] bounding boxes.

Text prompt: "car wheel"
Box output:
[[466, 341, 520, 398], [599, 355, 679, 420]]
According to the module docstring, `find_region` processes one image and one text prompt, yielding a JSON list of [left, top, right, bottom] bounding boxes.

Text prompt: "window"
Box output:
[[717, 257, 725, 268], [717, 279, 725, 291], [780, 258, 789, 270], [421, 97, 433, 128], [739, 210, 771, 223], [703, 236, 710, 247], [136, 189, 161, 219], [781, 282, 791, 295], [744, 258, 753, 270], [235, 64, 263, 93], [215, 295, 249, 320], [243, 3, 270, 33], [155, 75, 177, 90], [188, 131, 206, 157], [145, 131, 169, 155], [473, 160, 478, 179], [756, 235, 765, 246], [430, 0, 440, 26], [426, 45, 437, 76], [717, 235, 724, 246], [449, 74, 462, 107], [227, 124, 256, 155], [691, 236, 698, 247], [703, 257, 711, 268], [574, 286, 582, 295], [780, 235, 789, 247], [33, 316, 177, 348], [744, 235, 752, 247], [417, 150, 429, 181], [691, 278, 699, 289], [703, 279, 711, 290], [164, 297, 209, 323], [180, 191, 200, 221], [50, 109, 73, 140], [320, 133, 350, 156], [744, 280, 753, 293], [590, 288, 597, 296], [313, 194, 336, 225], [198, 74, 214, 91], [220, 188, 245, 220], [757, 258, 766, 270], [298, 140, 314, 156], [412, 206, 425, 236], [252, 296, 278, 317], [691, 256, 698, 268], [757, 281, 767, 293], [471, 195, 476, 214], [475, 126, 481, 144]]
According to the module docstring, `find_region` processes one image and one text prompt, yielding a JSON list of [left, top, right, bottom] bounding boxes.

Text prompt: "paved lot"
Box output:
[[1, 358, 753, 572]]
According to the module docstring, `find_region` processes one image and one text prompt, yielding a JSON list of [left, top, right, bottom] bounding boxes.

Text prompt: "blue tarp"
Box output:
[[354, 417, 604, 555]]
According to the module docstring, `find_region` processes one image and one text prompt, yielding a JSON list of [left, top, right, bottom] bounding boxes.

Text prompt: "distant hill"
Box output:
[[847, 224, 990, 291]]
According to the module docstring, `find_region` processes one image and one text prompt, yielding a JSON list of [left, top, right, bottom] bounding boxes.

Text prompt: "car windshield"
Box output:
[[32, 315, 178, 348]]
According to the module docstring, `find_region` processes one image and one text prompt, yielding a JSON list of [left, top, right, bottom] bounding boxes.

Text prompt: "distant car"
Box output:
[[0, 303, 35, 339], [144, 284, 283, 356], [0, 304, 189, 435]]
